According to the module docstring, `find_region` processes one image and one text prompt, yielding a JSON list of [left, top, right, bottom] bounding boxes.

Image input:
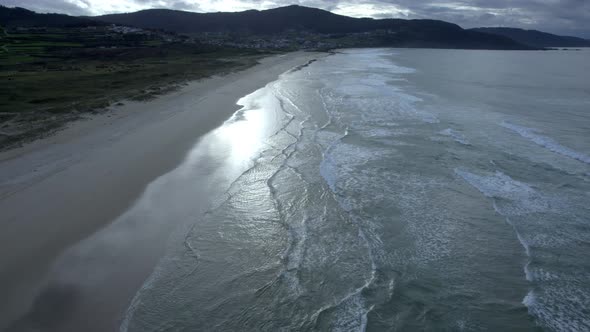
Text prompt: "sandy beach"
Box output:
[[0, 51, 323, 331]]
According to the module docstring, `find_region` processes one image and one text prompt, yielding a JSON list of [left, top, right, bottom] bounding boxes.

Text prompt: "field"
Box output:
[[0, 26, 269, 149]]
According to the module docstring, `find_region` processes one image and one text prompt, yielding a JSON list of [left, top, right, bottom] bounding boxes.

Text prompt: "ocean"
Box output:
[[121, 48, 590, 331]]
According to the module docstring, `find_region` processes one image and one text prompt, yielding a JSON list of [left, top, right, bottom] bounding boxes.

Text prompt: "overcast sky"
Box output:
[[2, 0, 589, 38]]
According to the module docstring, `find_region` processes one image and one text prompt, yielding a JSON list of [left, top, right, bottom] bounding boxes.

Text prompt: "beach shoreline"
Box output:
[[0, 51, 325, 331]]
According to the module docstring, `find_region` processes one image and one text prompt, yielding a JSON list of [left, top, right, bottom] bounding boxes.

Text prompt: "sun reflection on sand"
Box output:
[[209, 87, 283, 171], [217, 107, 267, 166]]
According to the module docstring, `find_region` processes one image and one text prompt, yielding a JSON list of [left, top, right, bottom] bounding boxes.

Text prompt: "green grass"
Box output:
[[0, 26, 271, 149], [10, 42, 83, 47], [144, 40, 164, 46], [1, 50, 265, 115]]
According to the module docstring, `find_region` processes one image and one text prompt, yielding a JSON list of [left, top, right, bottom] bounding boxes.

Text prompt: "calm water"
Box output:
[[122, 49, 590, 331]]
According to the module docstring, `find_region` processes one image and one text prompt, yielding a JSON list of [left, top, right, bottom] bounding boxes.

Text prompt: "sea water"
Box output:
[[122, 48, 590, 331]]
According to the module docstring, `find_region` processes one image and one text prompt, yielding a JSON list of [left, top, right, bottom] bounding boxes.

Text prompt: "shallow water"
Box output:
[[122, 48, 590, 331]]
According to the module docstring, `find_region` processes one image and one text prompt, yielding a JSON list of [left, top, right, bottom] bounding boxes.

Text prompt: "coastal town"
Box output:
[[4, 22, 397, 51]]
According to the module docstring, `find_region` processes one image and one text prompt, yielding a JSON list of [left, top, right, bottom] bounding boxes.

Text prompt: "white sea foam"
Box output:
[[455, 168, 590, 331], [319, 156, 338, 193], [501, 121, 590, 164], [339, 50, 415, 75], [456, 169, 542, 285], [454, 169, 550, 216], [439, 128, 470, 145], [117, 46, 590, 332], [397, 176, 454, 265], [525, 285, 590, 332]]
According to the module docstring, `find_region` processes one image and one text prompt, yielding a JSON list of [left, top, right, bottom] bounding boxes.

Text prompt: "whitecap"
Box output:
[[454, 169, 550, 216], [439, 128, 470, 145], [501, 121, 590, 164]]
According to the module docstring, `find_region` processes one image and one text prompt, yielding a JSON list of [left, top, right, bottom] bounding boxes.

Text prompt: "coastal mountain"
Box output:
[[470, 27, 590, 48], [96, 5, 453, 35], [0, 5, 104, 27], [0, 5, 535, 50], [95, 5, 531, 50]]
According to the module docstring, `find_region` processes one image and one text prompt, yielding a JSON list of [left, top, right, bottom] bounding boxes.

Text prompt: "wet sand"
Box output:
[[0, 51, 324, 331]]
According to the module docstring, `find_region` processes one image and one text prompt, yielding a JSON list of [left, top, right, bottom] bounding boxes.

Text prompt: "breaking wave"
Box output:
[[501, 121, 590, 164]]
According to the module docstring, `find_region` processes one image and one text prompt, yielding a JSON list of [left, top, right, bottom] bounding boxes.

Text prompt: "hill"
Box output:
[[0, 5, 104, 28], [470, 27, 590, 48], [96, 5, 532, 50]]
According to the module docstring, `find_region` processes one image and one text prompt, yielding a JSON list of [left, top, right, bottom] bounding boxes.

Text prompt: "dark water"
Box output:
[[122, 49, 590, 331]]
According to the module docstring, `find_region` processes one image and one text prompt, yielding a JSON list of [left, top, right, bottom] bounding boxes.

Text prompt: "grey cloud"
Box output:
[[299, 0, 590, 37], [0, 0, 91, 15], [136, 0, 200, 11], [169, 1, 200, 11]]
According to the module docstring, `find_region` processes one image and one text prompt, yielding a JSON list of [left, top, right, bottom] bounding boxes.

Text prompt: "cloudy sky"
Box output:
[[2, 0, 589, 37]]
